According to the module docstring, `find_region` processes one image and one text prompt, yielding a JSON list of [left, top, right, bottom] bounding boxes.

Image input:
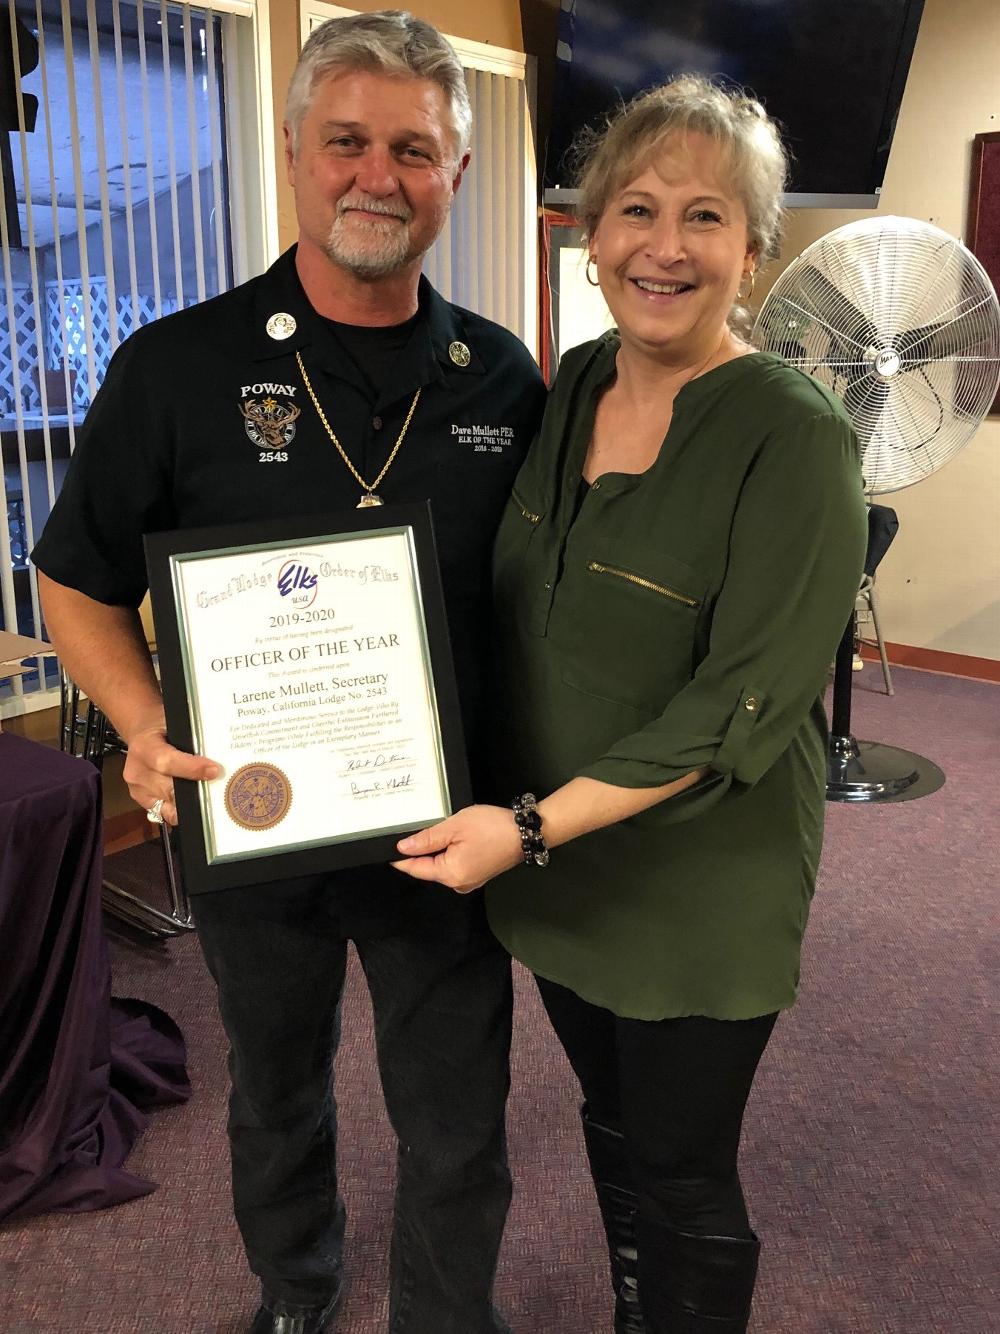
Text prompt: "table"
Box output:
[[0, 733, 190, 1222]]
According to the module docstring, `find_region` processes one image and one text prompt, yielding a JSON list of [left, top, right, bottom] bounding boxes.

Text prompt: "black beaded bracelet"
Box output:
[[512, 792, 550, 867]]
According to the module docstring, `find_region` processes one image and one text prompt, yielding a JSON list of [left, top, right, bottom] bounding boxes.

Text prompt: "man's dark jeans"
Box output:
[[192, 873, 513, 1333]]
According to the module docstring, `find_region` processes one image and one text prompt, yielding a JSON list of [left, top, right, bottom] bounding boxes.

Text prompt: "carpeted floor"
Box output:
[[1, 665, 997, 1334]]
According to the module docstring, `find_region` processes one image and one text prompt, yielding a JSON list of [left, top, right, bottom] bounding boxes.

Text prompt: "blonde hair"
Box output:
[[574, 75, 788, 264]]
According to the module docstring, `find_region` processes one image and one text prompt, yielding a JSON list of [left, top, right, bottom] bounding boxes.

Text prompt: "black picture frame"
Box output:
[[144, 501, 471, 894], [967, 132, 1000, 416]]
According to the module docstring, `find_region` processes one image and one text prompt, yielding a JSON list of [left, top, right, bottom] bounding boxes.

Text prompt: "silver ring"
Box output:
[[146, 798, 165, 825]]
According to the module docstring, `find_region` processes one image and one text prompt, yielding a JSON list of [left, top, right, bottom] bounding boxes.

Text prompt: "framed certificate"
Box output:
[[145, 503, 471, 893]]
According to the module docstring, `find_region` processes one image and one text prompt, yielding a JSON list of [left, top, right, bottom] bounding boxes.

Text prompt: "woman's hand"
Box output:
[[392, 804, 524, 893], [393, 771, 711, 894]]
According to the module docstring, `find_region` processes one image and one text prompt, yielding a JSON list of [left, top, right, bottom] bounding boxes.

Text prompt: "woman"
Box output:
[[395, 76, 867, 1333]]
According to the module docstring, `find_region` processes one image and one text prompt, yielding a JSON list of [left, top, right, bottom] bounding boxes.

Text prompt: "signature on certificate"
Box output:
[[346, 751, 411, 773], [350, 773, 414, 796]]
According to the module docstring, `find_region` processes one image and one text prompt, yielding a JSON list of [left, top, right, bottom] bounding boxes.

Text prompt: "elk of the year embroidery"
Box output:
[[239, 382, 300, 462]]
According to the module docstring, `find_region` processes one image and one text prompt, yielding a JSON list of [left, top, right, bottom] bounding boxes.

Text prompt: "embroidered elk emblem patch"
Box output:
[[239, 396, 301, 449]]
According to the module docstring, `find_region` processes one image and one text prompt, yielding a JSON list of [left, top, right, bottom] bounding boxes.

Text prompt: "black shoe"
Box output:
[[580, 1106, 646, 1334], [248, 1282, 345, 1334]]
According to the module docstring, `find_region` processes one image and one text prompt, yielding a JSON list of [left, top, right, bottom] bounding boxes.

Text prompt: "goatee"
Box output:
[[324, 195, 414, 280]]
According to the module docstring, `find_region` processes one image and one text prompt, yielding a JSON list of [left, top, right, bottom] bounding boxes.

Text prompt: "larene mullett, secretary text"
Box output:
[[233, 673, 389, 704]]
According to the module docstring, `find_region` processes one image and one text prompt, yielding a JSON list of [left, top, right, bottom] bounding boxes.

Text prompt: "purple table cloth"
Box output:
[[0, 732, 190, 1222]]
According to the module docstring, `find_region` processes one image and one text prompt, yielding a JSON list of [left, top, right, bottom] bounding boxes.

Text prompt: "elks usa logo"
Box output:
[[239, 381, 300, 449]]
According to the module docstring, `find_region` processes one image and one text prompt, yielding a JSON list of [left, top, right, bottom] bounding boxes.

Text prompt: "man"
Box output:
[[32, 12, 545, 1333]]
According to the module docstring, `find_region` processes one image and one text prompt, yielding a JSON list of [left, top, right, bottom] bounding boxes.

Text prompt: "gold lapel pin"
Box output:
[[266, 312, 297, 340], [448, 340, 471, 367]]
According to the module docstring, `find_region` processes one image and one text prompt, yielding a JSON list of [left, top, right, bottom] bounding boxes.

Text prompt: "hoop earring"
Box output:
[[586, 256, 600, 287], [737, 269, 756, 302]]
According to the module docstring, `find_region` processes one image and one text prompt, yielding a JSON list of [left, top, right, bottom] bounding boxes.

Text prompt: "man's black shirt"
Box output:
[[33, 248, 546, 924]]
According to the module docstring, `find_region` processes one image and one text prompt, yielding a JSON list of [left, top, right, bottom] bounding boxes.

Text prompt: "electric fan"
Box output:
[[754, 216, 1000, 802]]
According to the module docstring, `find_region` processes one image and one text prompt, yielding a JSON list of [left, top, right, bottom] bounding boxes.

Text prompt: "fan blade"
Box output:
[[754, 295, 807, 361], [797, 265, 881, 351], [843, 375, 891, 447], [896, 298, 993, 366]]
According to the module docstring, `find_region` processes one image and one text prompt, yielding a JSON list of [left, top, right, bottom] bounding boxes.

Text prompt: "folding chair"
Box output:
[[59, 671, 193, 938]]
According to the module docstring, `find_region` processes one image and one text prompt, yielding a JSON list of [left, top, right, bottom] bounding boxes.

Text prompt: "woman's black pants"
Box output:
[[536, 975, 777, 1237], [536, 975, 778, 1331]]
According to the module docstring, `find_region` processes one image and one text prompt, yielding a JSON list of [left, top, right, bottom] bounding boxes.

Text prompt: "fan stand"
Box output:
[[827, 612, 945, 803]]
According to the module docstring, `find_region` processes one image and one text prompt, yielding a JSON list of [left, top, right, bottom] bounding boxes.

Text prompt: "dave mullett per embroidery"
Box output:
[[451, 422, 516, 449]]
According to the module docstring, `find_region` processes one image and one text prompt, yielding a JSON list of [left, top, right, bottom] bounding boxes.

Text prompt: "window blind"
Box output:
[[0, 0, 238, 712]]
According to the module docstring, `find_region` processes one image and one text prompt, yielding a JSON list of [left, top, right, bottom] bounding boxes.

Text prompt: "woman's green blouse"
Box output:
[[485, 337, 868, 1021]]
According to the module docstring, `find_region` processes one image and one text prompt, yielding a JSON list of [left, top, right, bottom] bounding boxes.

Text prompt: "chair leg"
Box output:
[[58, 672, 72, 753], [59, 673, 87, 757], [58, 675, 194, 937], [867, 583, 894, 696], [159, 823, 193, 929], [102, 826, 194, 939], [82, 701, 108, 769]]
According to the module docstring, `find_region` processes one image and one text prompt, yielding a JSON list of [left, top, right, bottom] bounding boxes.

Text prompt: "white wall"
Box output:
[[769, 0, 1000, 661]]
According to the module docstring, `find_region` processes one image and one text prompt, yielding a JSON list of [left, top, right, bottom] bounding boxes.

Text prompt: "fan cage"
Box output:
[[754, 217, 1000, 494]]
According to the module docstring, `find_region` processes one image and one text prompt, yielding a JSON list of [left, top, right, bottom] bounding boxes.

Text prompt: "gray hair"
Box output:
[[285, 10, 472, 161], [574, 75, 788, 265]]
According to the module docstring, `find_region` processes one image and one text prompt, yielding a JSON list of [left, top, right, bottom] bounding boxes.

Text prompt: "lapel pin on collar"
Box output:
[[448, 340, 471, 367], [266, 312, 297, 340]]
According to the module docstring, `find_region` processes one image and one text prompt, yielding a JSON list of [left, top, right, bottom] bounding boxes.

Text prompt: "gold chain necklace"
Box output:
[[296, 349, 421, 508]]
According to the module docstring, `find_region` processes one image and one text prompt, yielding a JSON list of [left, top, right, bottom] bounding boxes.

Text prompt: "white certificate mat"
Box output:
[[168, 526, 451, 866]]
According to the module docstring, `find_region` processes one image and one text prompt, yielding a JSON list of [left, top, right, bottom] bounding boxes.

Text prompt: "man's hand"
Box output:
[[37, 575, 222, 826], [122, 715, 222, 826], [392, 804, 524, 893]]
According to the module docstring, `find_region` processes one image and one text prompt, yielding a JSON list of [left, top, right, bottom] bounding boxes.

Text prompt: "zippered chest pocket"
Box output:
[[554, 545, 708, 714], [493, 486, 547, 626], [585, 560, 701, 608]]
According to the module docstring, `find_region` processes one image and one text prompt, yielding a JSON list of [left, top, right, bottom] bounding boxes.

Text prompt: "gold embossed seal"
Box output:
[[224, 763, 292, 831]]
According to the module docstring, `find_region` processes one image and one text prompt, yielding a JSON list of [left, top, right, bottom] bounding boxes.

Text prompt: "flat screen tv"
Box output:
[[545, 0, 926, 207]]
